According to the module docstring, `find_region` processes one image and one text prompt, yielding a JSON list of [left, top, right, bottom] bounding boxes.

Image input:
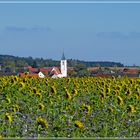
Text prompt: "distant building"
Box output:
[[60, 52, 67, 77], [51, 52, 67, 78], [18, 52, 68, 78], [38, 71, 45, 78]]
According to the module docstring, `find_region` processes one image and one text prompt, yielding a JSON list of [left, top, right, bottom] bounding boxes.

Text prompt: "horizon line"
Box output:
[[0, 1, 140, 4]]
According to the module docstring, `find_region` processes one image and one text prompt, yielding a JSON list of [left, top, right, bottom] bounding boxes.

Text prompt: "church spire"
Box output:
[[60, 50, 67, 77], [61, 51, 66, 60]]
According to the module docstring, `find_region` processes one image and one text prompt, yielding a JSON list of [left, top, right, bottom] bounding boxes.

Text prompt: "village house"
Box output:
[[19, 53, 67, 78], [90, 67, 140, 78]]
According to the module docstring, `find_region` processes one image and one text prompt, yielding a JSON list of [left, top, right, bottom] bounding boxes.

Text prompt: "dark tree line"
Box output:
[[0, 54, 124, 75], [68, 59, 124, 67]]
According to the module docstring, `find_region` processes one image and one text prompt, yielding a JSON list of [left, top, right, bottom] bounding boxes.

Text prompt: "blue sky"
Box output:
[[0, 1, 140, 66]]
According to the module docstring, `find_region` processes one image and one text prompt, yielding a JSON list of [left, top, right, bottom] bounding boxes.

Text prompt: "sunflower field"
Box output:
[[1, 75, 140, 138]]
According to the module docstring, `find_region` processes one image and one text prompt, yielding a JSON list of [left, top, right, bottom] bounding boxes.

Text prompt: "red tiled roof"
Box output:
[[19, 73, 39, 78], [27, 66, 48, 74], [39, 68, 48, 75], [29, 68, 39, 73], [23, 66, 61, 77], [27, 66, 32, 69], [123, 68, 139, 74], [50, 67, 61, 75]]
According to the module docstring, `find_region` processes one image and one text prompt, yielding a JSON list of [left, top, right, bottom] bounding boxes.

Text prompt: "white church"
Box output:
[[51, 52, 67, 78], [19, 52, 67, 78]]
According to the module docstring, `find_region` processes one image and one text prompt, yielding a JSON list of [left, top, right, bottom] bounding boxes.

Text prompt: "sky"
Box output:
[[0, 1, 140, 66]]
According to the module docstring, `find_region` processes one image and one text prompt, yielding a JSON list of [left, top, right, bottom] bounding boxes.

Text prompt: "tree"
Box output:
[[73, 63, 90, 77], [32, 60, 38, 68]]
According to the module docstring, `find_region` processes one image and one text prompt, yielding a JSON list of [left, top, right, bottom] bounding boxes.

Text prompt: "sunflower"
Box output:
[[126, 89, 132, 96], [74, 120, 84, 128], [71, 89, 78, 97], [127, 105, 135, 113], [49, 98, 53, 105], [105, 87, 110, 95], [108, 107, 114, 113], [5, 113, 12, 124], [50, 86, 57, 95], [18, 82, 25, 89], [101, 81, 105, 86], [24, 71, 29, 76], [38, 103, 45, 111], [37, 117, 48, 129], [14, 76, 18, 81], [32, 87, 38, 94], [100, 90, 106, 99], [10, 78, 16, 84], [117, 96, 123, 105], [114, 90, 120, 96], [5, 97, 11, 104], [129, 79, 134, 84], [65, 89, 72, 100], [135, 94, 139, 101], [0, 85, 3, 92], [12, 105, 19, 112], [36, 93, 42, 99], [82, 104, 91, 114]]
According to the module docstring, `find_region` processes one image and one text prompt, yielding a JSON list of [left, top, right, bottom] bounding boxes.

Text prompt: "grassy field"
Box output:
[[0, 75, 140, 138]]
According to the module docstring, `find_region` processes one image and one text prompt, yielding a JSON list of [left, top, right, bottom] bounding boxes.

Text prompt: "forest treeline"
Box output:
[[0, 54, 124, 69]]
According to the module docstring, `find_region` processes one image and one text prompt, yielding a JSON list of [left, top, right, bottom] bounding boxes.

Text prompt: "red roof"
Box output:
[[26, 66, 48, 74], [23, 66, 61, 77], [39, 68, 48, 75], [27, 66, 32, 69], [29, 68, 38, 73], [19, 73, 39, 78], [123, 68, 139, 74], [50, 67, 61, 75]]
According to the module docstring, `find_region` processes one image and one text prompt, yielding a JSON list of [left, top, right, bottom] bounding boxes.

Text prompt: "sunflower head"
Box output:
[[82, 104, 91, 114], [0, 85, 3, 92], [135, 94, 139, 101], [5, 113, 12, 124], [24, 71, 29, 76], [50, 86, 57, 95], [32, 87, 38, 94], [37, 117, 48, 129], [36, 93, 42, 99], [74, 120, 84, 128], [38, 103, 45, 111], [12, 105, 19, 112], [5, 97, 11, 104], [19, 82, 25, 89], [129, 79, 134, 84], [14, 76, 18, 81], [108, 107, 114, 113], [127, 105, 135, 113], [117, 96, 123, 105], [71, 89, 78, 97], [106, 87, 110, 94], [66, 91, 72, 100], [100, 91, 106, 99], [126, 89, 132, 96]]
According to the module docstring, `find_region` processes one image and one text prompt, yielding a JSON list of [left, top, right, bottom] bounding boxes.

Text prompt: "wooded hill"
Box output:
[[0, 54, 124, 69]]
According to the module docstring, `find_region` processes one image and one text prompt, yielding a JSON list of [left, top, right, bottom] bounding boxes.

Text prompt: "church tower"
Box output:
[[60, 52, 67, 77]]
